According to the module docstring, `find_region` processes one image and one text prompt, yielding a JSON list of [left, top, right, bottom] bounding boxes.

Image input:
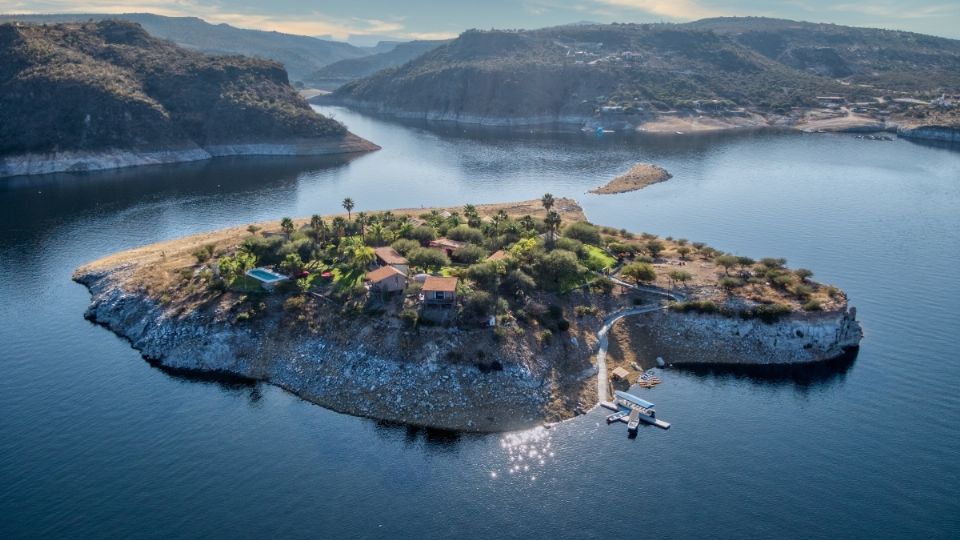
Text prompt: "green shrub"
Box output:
[[563, 222, 602, 246], [279, 253, 304, 276], [400, 309, 419, 328], [410, 225, 437, 245], [591, 276, 615, 295], [391, 238, 420, 255], [192, 244, 215, 264], [753, 303, 793, 323], [533, 249, 585, 291], [670, 300, 719, 314], [283, 295, 307, 311], [407, 247, 450, 272], [462, 291, 495, 320], [555, 237, 584, 255], [466, 262, 499, 291], [452, 244, 487, 264], [719, 277, 743, 290], [645, 239, 665, 258], [447, 225, 485, 245], [575, 305, 599, 317], [621, 262, 656, 285], [803, 300, 823, 311]]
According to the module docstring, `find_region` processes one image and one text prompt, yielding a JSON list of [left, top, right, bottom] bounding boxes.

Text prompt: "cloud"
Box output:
[[0, 0, 448, 40], [591, 0, 725, 20]]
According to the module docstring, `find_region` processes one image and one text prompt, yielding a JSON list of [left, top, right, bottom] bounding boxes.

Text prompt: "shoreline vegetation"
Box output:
[[75, 197, 862, 432], [590, 164, 672, 195]]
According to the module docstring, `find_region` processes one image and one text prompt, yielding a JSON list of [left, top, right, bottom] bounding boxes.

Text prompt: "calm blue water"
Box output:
[[1, 106, 958, 539]]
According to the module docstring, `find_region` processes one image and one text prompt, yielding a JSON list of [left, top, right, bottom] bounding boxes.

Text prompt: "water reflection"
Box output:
[[490, 427, 555, 482], [372, 420, 469, 452], [675, 347, 859, 389], [145, 356, 263, 405]]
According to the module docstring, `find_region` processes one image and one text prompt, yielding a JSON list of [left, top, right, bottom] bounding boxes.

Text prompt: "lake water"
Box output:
[[1, 106, 958, 539]]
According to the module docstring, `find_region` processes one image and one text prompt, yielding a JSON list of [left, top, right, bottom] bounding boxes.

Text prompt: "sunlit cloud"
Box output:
[[592, 0, 726, 20], [0, 0, 443, 40]]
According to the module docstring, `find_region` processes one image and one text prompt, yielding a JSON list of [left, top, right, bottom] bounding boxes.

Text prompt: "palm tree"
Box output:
[[280, 217, 294, 239], [351, 245, 376, 270], [356, 211, 367, 240], [342, 197, 355, 221], [331, 216, 347, 243], [541, 193, 555, 212], [544, 210, 561, 247], [369, 223, 389, 246], [463, 204, 481, 228], [309, 214, 325, 244]]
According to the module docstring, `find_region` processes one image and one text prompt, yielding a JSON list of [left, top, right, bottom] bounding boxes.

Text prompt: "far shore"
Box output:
[[0, 134, 380, 180]]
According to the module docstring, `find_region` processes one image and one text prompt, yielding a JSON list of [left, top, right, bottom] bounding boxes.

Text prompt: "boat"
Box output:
[[627, 409, 641, 433], [613, 390, 671, 430], [606, 410, 629, 424]]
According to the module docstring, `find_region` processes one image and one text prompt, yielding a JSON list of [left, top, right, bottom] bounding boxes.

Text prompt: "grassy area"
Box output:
[[582, 245, 617, 273]]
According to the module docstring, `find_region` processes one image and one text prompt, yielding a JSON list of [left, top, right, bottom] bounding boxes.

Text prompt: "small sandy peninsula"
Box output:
[[590, 163, 672, 194]]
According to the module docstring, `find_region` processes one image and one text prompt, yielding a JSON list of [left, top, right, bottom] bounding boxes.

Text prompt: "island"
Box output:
[[74, 197, 862, 432], [590, 164, 672, 194], [0, 20, 378, 178]]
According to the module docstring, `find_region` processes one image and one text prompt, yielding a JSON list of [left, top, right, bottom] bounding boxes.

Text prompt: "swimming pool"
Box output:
[[246, 267, 287, 283]]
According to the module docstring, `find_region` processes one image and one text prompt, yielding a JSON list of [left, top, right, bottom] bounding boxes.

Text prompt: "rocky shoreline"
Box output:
[[627, 309, 862, 366], [1, 135, 379, 179], [75, 265, 554, 432], [896, 125, 960, 144]]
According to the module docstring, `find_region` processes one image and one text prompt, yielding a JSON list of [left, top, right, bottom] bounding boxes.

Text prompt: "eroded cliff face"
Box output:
[[75, 266, 553, 432], [897, 126, 960, 144], [634, 309, 862, 365]]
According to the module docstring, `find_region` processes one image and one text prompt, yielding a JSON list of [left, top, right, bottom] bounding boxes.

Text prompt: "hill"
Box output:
[[0, 13, 370, 80], [304, 40, 447, 89], [327, 19, 960, 127], [685, 17, 960, 90], [0, 21, 377, 177]]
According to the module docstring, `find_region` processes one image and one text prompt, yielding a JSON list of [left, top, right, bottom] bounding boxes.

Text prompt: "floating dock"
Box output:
[[602, 391, 671, 431]]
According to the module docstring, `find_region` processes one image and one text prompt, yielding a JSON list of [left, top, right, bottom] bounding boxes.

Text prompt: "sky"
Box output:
[[2, 0, 958, 43]]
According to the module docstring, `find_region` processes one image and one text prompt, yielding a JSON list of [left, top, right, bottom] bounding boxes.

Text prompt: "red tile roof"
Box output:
[[429, 238, 465, 250], [422, 276, 458, 292], [487, 250, 509, 262], [365, 265, 406, 283], [374, 246, 408, 265]]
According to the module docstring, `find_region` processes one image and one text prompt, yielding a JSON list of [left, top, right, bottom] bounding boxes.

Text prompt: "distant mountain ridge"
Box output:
[[304, 40, 447, 89], [0, 12, 371, 80], [0, 20, 377, 177], [327, 18, 960, 126]]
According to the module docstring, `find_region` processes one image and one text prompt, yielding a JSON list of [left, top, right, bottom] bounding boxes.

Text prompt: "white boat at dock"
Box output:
[[602, 391, 672, 431]]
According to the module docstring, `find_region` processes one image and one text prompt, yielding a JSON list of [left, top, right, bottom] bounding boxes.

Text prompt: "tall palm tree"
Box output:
[[541, 193, 555, 212], [331, 216, 347, 243], [342, 198, 355, 221], [309, 214, 325, 244], [280, 217, 294, 240], [356, 212, 367, 240], [544, 210, 561, 247]]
